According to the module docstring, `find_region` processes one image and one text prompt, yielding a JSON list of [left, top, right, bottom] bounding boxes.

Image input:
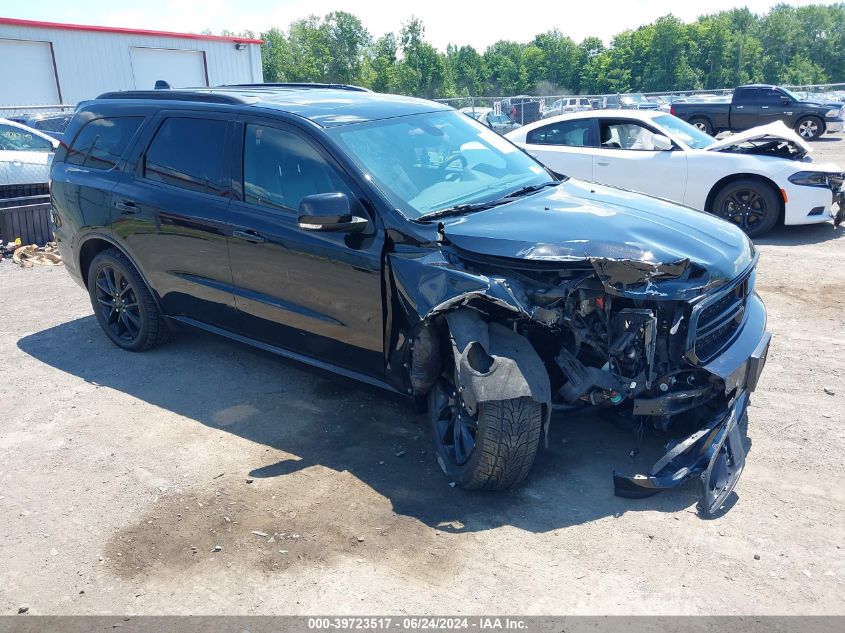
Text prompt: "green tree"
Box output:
[[286, 15, 331, 82], [446, 45, 486, 96], [260, 27, 289, 82], [324, 11, 371, 84]]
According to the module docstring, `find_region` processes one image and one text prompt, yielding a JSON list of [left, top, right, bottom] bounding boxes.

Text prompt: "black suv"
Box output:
[[51, 85, 771, 514]]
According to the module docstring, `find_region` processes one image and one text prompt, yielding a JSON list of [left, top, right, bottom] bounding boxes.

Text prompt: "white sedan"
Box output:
[[506, 110, 845, 236], [0, 117, 59, 188]]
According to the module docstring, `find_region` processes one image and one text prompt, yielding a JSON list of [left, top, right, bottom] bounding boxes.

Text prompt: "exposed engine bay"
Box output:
[[715, 138, 810, 161], [397, 245, 771, 517]]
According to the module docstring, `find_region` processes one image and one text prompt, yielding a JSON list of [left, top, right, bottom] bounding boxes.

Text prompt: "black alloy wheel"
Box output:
[[431, 372, 479, 467], [712, 179, 780, 237], [94, 265, 142, 342], [87, 248, 170, 352]]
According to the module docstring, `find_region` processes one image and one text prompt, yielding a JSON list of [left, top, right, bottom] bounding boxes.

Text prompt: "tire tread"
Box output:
[[465, 397, 543, 490]]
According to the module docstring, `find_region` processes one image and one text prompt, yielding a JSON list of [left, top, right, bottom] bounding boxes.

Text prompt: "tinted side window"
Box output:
[[758, 88, 784, 105], [144, 118, 227, 195], [243, 124, 352, 212], [733, 89, 758, 105], [0, 124, 54, 152], [526, 119, 596, 147], [66, 117, 144, 169]]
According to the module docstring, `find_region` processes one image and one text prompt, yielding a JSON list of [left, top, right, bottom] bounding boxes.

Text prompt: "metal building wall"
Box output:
[[0, 21, 263, 105]]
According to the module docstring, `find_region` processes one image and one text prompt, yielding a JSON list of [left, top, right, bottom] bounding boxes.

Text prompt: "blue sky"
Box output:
[[0, 0, 831, 50]]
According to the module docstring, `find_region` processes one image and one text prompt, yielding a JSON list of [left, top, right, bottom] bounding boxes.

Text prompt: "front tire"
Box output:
[[711, 179, 780, 237], [429, 370, 543, 490], [795, 116, 823, 141], [87, 249, 169, 352]]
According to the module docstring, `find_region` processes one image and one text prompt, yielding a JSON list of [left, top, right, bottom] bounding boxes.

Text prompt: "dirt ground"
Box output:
[[1, 139, 844, 616]]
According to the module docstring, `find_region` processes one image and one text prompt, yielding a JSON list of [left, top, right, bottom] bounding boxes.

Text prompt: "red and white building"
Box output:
[[0, 17, 263, 106]]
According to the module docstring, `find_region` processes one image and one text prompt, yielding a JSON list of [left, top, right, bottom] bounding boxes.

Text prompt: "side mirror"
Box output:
[[298, 192, 368, 233], [652, 134, 673, 151], [781, 96, 792, 105]]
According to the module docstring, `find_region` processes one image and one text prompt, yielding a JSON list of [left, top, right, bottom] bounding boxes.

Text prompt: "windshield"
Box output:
[[653, 114, 715, 149], [488, 114, 512, 124], [780, 87, 802, 102], [326, 111, 553, 218]]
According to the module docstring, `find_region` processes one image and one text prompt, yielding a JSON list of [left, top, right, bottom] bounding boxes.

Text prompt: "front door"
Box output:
[[592, 118, 688, 203], [756, 87, 797, 128], [227, 119, 385, 378], [111, 112, 238, 331]]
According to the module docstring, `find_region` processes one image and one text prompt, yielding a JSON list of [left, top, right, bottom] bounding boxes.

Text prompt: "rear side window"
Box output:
[[66, 117, 144, 169], [144, 118, 227, 195], [527, 119, 597, 147]]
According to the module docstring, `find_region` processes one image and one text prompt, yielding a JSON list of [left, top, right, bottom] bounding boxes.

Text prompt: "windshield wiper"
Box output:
[[500, 181, 560, 199], [416, 201, 504, 222], [416, 181, 560, 223]]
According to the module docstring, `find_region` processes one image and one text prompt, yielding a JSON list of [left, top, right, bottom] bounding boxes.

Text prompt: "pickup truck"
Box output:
[[670, 84, 844, 140]]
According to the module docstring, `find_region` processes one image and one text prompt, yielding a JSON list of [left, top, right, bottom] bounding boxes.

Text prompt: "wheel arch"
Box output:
[[704, 173, 785, 223], [78, 235, 164, 312]]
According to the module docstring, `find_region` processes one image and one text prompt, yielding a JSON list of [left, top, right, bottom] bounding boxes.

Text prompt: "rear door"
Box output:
[[111, 112, 238, 331], [592, 118, 688, 202], [51, 115, 146, 244], [521, 118, 598, 181], [226, 117, 385, 377], [729, 88, 760, 130]]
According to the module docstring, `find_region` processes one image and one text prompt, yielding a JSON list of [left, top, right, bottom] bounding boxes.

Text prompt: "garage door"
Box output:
[[130, 47, 207, 90], [0, 39, 60, 106]]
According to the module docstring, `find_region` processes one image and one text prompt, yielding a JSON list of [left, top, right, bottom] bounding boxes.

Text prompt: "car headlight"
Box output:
[[788, 171, 830, 187], [825, 109, 840, 118]]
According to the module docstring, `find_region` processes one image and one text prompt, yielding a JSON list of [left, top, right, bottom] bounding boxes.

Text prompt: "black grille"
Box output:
[[691, 276, 750, 363]]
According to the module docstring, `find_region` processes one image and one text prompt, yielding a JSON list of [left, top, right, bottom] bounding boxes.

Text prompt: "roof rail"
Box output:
[[221, 82, 372, 93], [96, 90, 258, 104]]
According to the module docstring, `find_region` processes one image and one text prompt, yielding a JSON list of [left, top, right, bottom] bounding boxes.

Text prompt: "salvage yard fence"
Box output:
[[433, 82, 845, 117], [4, 83, 845, 125]]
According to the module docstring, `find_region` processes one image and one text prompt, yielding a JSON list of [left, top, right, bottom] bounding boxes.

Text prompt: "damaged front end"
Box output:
[[390, 238, 771, 516]]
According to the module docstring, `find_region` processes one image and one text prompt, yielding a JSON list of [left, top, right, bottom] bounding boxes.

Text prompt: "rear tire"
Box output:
[[87, 249, 170, 352], [429, 367, 543, 490], [795, 116, 823, 141], [689, 117, 714, 135], [712, 179, 780, 237]]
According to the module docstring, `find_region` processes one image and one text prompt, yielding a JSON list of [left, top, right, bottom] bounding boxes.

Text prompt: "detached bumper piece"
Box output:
[[613, 391, 748, 516]]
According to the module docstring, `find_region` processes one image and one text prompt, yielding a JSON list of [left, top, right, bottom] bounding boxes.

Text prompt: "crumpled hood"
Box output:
[[441, 179, 755, 297], [705, 121, 811, 154]]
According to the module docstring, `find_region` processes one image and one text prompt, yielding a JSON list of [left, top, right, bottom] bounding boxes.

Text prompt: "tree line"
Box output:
[[247, 4, 845, 98]]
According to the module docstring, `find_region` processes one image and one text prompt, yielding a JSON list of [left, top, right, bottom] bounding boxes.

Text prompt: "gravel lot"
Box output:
[[1, 138, 844, 616]]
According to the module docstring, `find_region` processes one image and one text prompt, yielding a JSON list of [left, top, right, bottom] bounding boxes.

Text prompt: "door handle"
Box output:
[[596, 161, 610, 167], [232, 229, 265, 243], [761, 106, 769, 109], [113, 200, 138, 214], [735, 105, 744, 109]]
